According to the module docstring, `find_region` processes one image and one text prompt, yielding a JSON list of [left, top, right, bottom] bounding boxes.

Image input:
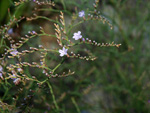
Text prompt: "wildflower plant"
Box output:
[[0, 0, 121, 112]]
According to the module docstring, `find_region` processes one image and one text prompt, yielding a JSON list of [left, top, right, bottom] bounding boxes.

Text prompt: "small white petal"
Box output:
[[72, 31, 82, 40], [59, 47, 68, 57], [79, 11, 85, 17]]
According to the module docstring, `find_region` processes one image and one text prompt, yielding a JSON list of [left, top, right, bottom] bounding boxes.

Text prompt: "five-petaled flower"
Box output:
[[59, 47, 68, 57], [73, 31, 82, 40], [10, 49, 18, 56], [79, 10, 85, 17]]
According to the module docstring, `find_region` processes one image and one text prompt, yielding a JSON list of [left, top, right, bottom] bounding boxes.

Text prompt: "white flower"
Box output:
[[10, 49, 18, 56], [79, 10, 85, 17], [39, 45, 43, 48], [59, 47, 68, 57], [72, 31, 82, 40], [0, 65, 3, 72]]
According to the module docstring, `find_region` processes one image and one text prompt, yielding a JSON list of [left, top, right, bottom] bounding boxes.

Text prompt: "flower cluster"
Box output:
[[0, 0, 120, 87], [58, 31, 83, 57], [10, 49, 18, 56]]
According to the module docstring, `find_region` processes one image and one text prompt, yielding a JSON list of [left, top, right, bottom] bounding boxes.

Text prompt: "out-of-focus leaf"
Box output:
[[14, 3, 26, 18], [0, 0, 10, 22]]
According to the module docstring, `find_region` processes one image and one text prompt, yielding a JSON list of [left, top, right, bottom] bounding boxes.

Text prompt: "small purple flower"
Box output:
[[82, 38, 85, 42], [148, 100, 150, 103], [73, 31, 82, 40], [33, 0, 36, 2], [79, 10, 85, 17], [59, 47, 68, 57], [10, 49, 18, 56], [11, 74, 16, 80], [32, 31, 36, 34], [8, 28, 13, 34], [40, 61, 43, 65]]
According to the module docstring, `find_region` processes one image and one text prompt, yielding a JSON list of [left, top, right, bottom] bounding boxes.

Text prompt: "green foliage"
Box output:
[[0, 0, 10, 23]]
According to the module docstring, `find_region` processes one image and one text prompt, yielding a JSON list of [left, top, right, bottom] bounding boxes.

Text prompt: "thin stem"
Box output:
[[38, 8, 71, 15], [34, 16, 62, 26], [52, 58, 65, 72], [61, 0, 66, 10], [47, 81, 59, 111], [0, 38, 4, 47], [2, 87, 9, 100], [71, 97, 81, 113], [68, 20, 84, 35]]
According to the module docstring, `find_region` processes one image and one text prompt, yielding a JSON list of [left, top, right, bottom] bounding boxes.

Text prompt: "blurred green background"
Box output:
[[0, 0, 150, 113]]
